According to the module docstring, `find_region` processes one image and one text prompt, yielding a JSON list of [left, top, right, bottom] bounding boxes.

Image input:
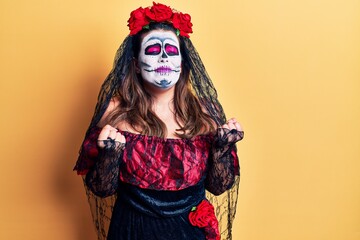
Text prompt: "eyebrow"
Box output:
[[144, 36, 178, 44]]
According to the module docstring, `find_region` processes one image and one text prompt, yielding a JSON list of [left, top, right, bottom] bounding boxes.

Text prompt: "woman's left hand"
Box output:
[[221, 118, 243, 132]]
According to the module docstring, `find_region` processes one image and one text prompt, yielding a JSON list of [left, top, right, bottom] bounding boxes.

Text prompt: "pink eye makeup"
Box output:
[[165, 44, 179, 56], [144, 43, 179, 56], [145, 44, 161, 55]]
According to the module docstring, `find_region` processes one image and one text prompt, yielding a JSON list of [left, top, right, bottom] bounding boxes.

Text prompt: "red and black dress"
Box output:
[[74, 127, 243, 240]]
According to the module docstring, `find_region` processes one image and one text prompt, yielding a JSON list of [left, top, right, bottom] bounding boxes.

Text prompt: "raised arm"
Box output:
[[84, 125, 125, 197], [74, 98, 126, 197], [206, 118, 244, 195]]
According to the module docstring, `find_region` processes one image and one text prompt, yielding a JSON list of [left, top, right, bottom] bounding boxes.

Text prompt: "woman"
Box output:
[[74, 3, 244, 240]]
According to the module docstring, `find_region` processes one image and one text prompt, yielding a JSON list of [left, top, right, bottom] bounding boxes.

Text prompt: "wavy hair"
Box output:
[[106, 22, 215, 138]]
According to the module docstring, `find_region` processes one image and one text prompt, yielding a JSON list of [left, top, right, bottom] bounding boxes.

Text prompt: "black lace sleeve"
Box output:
[[206, 128, 244, 196], [85, 140, 124, 198]]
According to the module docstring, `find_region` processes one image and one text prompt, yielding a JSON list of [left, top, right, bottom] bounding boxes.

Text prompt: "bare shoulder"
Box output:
[[97, 97, 120, 128]]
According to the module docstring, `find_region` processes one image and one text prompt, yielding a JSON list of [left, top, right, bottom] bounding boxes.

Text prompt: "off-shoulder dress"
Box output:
[[74, 127, 243, 240]]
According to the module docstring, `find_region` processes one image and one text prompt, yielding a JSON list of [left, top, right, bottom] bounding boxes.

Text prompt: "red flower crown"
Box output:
[[127, 2, 193, 38]]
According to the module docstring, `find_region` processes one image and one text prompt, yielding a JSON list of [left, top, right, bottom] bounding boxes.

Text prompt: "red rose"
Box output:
[[172, 12, 193, 38], [145, 2, 173, 22], [126, 3, 193, 38], [189, 200, 220, 240], [127, 7, 150, 35]]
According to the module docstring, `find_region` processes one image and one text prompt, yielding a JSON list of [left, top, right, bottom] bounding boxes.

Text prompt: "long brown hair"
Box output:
[[107, 23, 216, 138]]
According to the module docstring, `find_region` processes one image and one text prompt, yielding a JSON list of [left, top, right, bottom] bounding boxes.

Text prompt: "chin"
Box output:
[[157, 85, 173, 90], [155, 80, 173, 88]]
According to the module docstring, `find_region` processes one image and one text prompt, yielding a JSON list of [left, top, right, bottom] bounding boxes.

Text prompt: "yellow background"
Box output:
[[1, 0, 359, 239]]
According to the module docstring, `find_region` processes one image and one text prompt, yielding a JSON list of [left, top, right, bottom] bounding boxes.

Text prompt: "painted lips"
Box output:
[[154, 66, 173, 73]]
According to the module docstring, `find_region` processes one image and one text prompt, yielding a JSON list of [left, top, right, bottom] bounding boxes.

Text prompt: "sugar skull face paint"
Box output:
[[138, 30, 182, 89]]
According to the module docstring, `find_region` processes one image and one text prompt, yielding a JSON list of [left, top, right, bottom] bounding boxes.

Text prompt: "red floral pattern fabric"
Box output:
[[74, 127, 240, 191], [74, 127, 101, 175], [118, 131, 212, 190]]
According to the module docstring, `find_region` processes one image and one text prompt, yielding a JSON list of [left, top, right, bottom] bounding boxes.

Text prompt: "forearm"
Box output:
[[85, 144, 123, 197], [206, 128, 243, 195], [74, 126, 124, 197]]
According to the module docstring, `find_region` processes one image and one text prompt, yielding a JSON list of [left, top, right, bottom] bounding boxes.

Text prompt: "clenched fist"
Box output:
[[221, 118, 243, 132], [97, 124, 126, 149]]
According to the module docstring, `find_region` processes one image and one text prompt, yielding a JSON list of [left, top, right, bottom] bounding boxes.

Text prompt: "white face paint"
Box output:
[[138, 30, 182, 89]]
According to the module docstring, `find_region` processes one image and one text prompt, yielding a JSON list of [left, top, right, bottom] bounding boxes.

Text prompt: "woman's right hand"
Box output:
[[97, 124, 126, 149]]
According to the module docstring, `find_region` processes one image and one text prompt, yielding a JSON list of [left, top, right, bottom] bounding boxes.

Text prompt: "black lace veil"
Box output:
[[78, 34, 240, 240]]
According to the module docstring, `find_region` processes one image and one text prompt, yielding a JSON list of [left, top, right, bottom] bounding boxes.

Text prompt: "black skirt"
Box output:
[[107, 181, 206, 240]]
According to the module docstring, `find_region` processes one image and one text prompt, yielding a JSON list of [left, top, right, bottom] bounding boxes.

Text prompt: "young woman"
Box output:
[[74, 3, 244, 240]]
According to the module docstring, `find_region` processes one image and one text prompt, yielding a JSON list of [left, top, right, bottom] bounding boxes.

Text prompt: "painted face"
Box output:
[[138, 30, 182, 89]]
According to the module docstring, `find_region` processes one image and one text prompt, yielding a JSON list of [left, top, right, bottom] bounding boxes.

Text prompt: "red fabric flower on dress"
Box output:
[[189, 200, 220, 240]]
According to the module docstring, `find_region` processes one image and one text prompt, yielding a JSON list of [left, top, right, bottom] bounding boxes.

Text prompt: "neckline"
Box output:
[[119, 130, 213, 142]]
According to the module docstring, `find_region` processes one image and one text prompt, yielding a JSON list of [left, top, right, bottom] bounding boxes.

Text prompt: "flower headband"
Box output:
[[127, 2, 193, 38]]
